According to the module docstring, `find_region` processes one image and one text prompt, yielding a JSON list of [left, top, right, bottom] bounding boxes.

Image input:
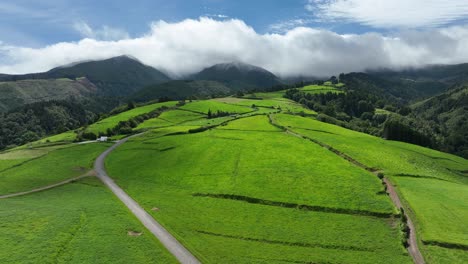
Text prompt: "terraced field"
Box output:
[[0, 144, 109, 195], [298, 84, 344, 94], [86, 101, 178, 134], [214, 97, 317, 115], [0, 141, 176, 263], [106, 113, 411, 263], [179, 100, 254, 115], [0, 177, 177, 263], [273, 114, 468, 263], [2, 93, 466, 263]]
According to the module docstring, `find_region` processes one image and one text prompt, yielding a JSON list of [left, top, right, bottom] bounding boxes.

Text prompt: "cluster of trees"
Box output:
[[207, 109, 232, 119], [0, 100, 97, 149], [382, 117, 433, 147]]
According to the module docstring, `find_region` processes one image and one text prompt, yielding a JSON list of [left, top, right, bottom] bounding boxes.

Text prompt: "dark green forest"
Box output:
[[0, 100, 97, 149]]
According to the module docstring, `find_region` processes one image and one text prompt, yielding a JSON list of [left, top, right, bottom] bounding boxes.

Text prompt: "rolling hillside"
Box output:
[[0, 55, 171, 97], [0, 77, 96, 112], [1, 90, 466, 263], [410, 83, 468, 158], [131, 80, 231, 102], [340, 63, 468, 103], [192, 62, 283, 90]]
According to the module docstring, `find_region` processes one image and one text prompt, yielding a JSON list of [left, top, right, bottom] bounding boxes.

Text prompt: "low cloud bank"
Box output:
[[1, 18, 468, 77]]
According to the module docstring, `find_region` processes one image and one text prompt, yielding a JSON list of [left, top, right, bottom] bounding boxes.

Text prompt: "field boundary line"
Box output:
[[270, 114, 426, 264], [0, 171, 94, 199]]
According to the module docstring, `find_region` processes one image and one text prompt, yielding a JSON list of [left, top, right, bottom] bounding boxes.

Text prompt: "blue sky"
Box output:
[[0, 0, 309, 46], [4, 0, 463, 46], [1, 1, 468, 76]]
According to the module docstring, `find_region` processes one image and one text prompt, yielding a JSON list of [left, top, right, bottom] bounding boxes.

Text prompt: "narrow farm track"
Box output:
[[275, 117, 425, 264], [384, 178, 425, 264], [0, 172, 94, 199], [94, 134, 201, 264]]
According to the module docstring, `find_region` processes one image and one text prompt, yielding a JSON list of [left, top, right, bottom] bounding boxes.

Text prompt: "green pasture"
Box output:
[[215, 97, 317, 115], [0, 143, 110, 195], [273, 113, 468, 263], [298, 84, 344, 94], [86, 101, 178, 134], [106, 115, 409, 263], [0, 177, 176, 263], [180, 100, 253, 115]]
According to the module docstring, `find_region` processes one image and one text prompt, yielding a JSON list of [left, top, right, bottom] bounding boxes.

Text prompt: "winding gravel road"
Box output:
[[94, 135, 200, 264]]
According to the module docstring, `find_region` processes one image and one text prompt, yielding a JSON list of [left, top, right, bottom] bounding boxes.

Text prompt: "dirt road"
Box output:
[[94, 135, 201, 264], [281, 123, 425, 264]]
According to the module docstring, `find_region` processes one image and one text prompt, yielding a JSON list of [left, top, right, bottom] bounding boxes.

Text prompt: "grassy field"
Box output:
[[298, 84, 344, 94], [156, 109, 205, 123], [214, 97, 317, 115], [86, 101, 178, 134], [0, 145, 71, 171], [273, 113, 468, 263], [106, 114, 410, 263], [0, 143, 110, 195], [4, 92, 466, 263], [180, 100, 254, 115], [0, 177, 177, 263]]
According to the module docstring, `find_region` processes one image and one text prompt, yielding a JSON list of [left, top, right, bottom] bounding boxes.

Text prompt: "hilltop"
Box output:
[[192, 62, 283, 90], [0, 55, 171, 97]]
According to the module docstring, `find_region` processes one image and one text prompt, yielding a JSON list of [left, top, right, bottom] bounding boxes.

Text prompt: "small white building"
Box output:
[[97, 136, 108, 142]]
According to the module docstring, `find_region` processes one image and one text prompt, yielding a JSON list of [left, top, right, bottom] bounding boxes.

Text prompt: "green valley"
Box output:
[[1, 87, 465, 263]]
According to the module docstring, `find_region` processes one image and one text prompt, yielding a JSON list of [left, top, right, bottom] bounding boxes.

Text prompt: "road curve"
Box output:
[[94, 135, 201, 264]]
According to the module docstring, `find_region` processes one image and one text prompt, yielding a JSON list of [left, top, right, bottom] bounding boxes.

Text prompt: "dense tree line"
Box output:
[[0, 100, 97, 149], [408, 83, 468, 158], [284, 87, 435, 149]]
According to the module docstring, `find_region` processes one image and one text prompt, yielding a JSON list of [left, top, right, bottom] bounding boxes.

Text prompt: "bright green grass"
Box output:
[[299, 84, 343, 94], [157, 109, 205, 124], [273, 113, 468, 263], [0, 143, 110, 195], [273, 114, 467, 183], [0, 145, 74, 171], [36, 130, 78, 144], [86, 101, 178, 134], [106, 116, 410, 263], [180, 100, 253, 115], [217, 115, 282, 132], [135, 117, 173, 130], [182, 116, 234, 127], [423, 246, 468, 264], [391, 177, 467, 245], [214, 97, 317, 115], [0, 177, 177, 264]]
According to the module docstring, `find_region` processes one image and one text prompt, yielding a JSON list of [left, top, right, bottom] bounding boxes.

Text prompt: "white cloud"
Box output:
[[205, 14, 229, 19], [73, 21, 129, 41], [1, 17, 468, 78], [306, 0, 468, 28], [269, 19, 315, 33]]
